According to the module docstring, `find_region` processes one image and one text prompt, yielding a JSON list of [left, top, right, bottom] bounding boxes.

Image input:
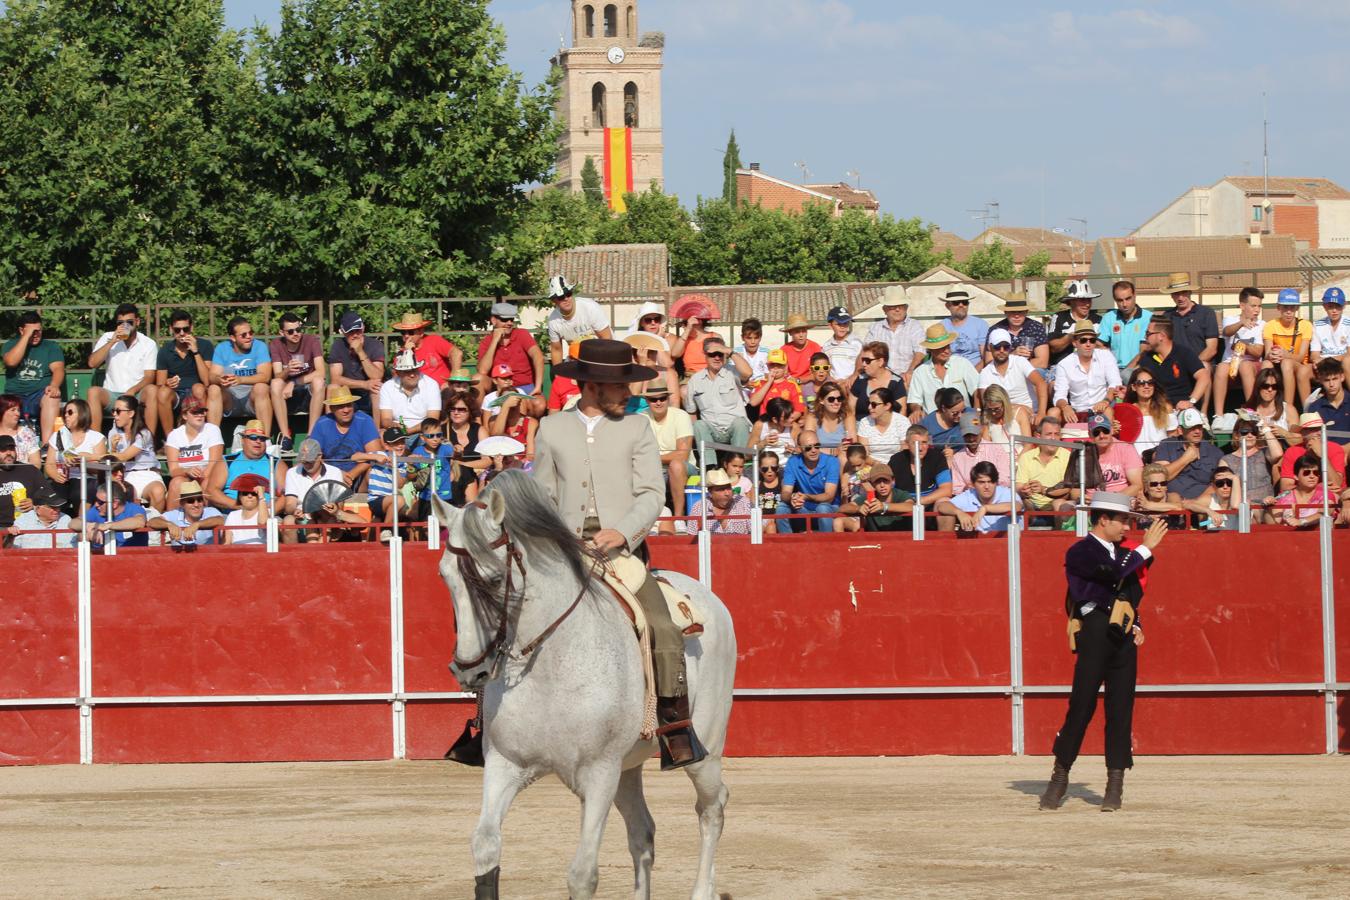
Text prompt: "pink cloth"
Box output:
[[1096, 440, 1142, 492], [949, 441, 1011, 493]]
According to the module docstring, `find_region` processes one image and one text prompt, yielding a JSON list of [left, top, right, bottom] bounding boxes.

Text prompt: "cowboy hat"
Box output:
[[1082, 491, 1147, 518], [552, 338, 657, 384], [1063, 279, 1101, 301], [640, 384, 673, 399], [922, 323, 956, 350], [623, 332, 669, 355], [1000, 292, 1031, 314], [703, 468, 734, 488], [179, 481, 205, 500], [781, 313, 812, 332], [391, 311, 433, 330], [881, 284, 910, 307], [1070, 319, 1099, 338], [392, 349, 424, 371], [943, 288, 974, 304], [1162, 272, 1194, 295], [547, 275, 575, 299], [323, 386, 360, 406]]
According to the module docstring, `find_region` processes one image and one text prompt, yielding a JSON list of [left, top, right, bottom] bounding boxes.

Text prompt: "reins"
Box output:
[[445, 503, 601, 677]]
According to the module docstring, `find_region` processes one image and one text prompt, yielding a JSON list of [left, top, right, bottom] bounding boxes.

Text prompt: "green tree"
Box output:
[[580, 157, 605, 207], [721, 130, 741, 205], [250, 0, 559, 303], [959, 239, 1017, 280], [0, 0, 262, 311]]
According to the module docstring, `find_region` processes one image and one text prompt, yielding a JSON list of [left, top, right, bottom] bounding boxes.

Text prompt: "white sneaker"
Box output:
[[1210, 413, 1238, 433], [674, 520, 687, 535]]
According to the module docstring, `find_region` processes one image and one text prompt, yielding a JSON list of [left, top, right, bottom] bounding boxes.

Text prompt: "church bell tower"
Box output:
[[553, 1, 664, 211]]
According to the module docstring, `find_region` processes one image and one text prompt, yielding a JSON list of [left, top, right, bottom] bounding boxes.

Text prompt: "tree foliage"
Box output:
[[580, 157, 605, 206], [957, 239, 1017, 281], [721, 129, 741, 204]]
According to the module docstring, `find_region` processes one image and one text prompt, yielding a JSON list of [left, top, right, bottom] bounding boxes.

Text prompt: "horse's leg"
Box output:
[[612, 765, 656, 900], [566, 761, 622, 900], [686, 757, 730, 900], [471, 754, 528, 900]]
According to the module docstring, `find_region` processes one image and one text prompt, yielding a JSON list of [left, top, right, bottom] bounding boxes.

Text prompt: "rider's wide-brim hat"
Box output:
[[552, 338, 657, 383], [1082, 490, 1147, 518]]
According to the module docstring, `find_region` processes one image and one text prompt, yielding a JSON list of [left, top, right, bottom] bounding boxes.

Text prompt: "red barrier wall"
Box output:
[[1, 530, 1346, 764]]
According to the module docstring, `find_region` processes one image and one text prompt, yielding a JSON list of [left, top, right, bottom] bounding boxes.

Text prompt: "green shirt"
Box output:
[[2, 337, 63, 395]]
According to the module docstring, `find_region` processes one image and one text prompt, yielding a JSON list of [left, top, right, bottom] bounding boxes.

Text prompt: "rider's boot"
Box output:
[[445, 718, 484, 767], [656, 695, 707, 770]]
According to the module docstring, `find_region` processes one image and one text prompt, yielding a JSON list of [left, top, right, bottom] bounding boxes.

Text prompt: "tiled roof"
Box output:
[[970, 228, 1083, 265], [542, 243, 670, 297], [930, 228, 975, 256], [1224, 176, 1350, 202], [1299, 252, 1350, 285], [1095, 234, 1302, 292], [802, 182, 880, 211]]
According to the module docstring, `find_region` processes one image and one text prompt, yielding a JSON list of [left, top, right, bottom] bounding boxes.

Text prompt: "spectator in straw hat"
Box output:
[[1161, 272, 1220, 369], [939, 288, 989, 370], [148, 481, 224, 547], [1052, 319, 1123, 423], [310, 386, 382, 489], [1047, 279, 1103, 367], [545, 275, 612, 365], [906, 323, 978, 418], [327, 312, 386, 415], [207, 417, 286, 513], [477, 300, 544, 398], [864, 285, 926, 384], [392, 310, 461, 387], [984, 292, 1049, 413], [378, 350, 442, 432], [687, 467, 751, 535], [780, 313, 823, 380]]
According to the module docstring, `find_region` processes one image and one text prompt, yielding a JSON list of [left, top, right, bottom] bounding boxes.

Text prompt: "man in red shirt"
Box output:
[[392, 311, 462, 387], [780, 312, 823, 380], [476, 301, 544, 397]]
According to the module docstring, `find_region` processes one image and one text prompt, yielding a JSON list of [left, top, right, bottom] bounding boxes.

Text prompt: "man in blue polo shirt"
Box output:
[[1098, 280, 1150, 375], [781, 429, 841, 533], [1306, 357, 1350, 438]]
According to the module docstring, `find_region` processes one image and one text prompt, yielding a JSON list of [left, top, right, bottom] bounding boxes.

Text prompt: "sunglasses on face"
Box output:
[[1134, 379, 1155, 387], [1075, 336, 1096, 344], [63, 408, 77, 416], [1147, 480, 1167, 488], [801, 443, 820, 452], [760, 466, 779, 474], [822, 395, 842, 403], [182, 497, 204, 504], [859, 357, 876, 365], [113, 408, 132, 415], [641, 317, 662, 325], [235, 331, 253, 338], [991, 343, 1011, 351], [1260, 384, 1278, 390], [449, 407, 470, 413], [243, 435, 266, 442], [1214, 478, 1234, 487], [171, 326, 192, 334], [947, 299, 969, 306], [282, 327, 302, 335], [868, 400, 886, 408], [705, 351, 726, 359], [116, 318, 135, 326]]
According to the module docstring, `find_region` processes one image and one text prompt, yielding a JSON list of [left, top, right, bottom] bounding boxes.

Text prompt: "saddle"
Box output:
[[596, 552, 706, 740]]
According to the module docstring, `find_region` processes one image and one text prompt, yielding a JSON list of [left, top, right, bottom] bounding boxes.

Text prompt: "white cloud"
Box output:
[[1045, 8, 1203, 50]]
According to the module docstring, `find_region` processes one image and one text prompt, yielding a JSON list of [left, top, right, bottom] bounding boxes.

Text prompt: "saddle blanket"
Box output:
[[601, 551, 705, 640]]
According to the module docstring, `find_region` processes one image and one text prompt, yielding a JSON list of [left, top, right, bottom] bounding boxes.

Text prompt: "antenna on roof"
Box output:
[[1262, 92, 1271, 233], [968, 201, 1000, 231], [846, 169, 861, 188], [793, 160, 812, 181]]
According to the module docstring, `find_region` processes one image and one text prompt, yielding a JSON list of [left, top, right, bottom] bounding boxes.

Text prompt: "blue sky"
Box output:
[[223, 0, 1350, 240]]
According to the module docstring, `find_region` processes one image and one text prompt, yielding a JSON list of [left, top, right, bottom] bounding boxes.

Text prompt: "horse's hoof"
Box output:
[[474, 865, 500, 900]]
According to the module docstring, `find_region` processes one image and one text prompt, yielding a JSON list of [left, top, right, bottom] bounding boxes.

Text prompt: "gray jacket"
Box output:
[[533, 409, 664, 551]]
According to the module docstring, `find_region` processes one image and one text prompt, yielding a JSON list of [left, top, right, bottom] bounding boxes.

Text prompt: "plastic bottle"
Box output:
[[684, 473, 703, 514]]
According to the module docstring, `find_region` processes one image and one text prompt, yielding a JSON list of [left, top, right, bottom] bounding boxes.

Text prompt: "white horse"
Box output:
[[431, 471, 736, 900]]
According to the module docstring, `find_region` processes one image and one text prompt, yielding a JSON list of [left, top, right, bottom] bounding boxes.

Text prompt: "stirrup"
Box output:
[[445, 719, 484, 767], [656, 721, 708, 770]]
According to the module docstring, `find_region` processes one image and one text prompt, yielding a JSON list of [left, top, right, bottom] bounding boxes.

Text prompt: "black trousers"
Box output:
[[1051, 610, 1138, 770]]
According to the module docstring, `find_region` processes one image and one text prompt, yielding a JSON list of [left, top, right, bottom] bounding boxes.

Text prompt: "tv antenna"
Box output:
[[846, 169, 861, 188], [793, 160, 813, 181], [968, 201, 1000, 231]]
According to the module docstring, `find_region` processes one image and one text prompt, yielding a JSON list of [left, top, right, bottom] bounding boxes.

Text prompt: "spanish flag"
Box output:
[[602, 127, 634, 213]]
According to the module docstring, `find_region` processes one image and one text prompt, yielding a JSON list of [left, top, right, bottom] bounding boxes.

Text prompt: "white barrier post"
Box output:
[[389, 529, 407, 759], [1318, 424, 1338, 754], [697, 440, 712, 588], [1238, 436, 1252, 534], [266, 448, 280, 553], [102, 465, 116, 557], [912, 439, 925, 541], [1007, 431, 1024, 754], [77, 535, 93, 764], [750, 448, 763, 544], [1075, 446, 1088, 536]]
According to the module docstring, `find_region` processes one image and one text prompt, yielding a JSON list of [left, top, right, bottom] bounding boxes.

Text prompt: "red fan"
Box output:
[[1112, 402, 1144, 444], [670, 293, 721, 323]]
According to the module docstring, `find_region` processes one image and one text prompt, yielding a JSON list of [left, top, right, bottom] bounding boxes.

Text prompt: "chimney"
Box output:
[[748, 162, 760, 171], [1123, 239, 1137, 262], [1248, 225, 1262, 248]]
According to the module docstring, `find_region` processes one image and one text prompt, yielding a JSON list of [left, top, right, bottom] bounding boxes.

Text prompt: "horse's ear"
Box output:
[[429, 492, 458, 528], [484, 485, 507, 529]]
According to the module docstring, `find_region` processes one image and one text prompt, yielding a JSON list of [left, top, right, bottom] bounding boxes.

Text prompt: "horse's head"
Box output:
[[432, 489, 512, 689]]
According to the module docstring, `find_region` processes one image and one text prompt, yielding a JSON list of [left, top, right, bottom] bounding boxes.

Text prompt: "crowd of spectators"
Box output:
[[5, 274, 1350, 548]]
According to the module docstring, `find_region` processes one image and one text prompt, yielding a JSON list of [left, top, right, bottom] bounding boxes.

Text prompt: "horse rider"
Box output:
[[533, 338, 707, 769], [1039, 491, 1168, 812]]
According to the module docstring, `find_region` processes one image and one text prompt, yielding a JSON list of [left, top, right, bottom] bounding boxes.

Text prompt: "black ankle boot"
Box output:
[[474, 866, 500, 899], [1039, 762, 1070, 810], [445, 719, 484, 767], [656, 695, 707, 770], [1101, 768, 1125, 812]]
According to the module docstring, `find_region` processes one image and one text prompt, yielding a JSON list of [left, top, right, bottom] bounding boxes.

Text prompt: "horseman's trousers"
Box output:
[[1051, 610, 1137, 770], [633, 570, 688, 698]]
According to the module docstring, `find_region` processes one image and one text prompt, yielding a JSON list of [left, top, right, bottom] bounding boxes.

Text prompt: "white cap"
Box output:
[[1177, 408, 1206, 430], [988, 327, 1013, 346]]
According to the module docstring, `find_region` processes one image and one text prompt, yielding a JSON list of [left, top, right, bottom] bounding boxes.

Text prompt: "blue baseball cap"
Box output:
[[826, 305, 852, 324], [339, 312, 365, 333], [1322, 286, 1346, 306], [1277, 288, 1301, 306], [1086, 413, 1112, 434]]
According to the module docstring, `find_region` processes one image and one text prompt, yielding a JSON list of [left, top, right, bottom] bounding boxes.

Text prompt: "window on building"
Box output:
[[603, 4, 617, 37], [623, 82, 639, 128], [1252, 205, 1264, 222], [591, 82, 606, 129], [627, 5, 635, 37], [583, 5, 594, 38]]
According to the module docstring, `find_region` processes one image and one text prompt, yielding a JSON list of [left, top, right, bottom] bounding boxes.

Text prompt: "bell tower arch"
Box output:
[[554, 1, 663, 201]]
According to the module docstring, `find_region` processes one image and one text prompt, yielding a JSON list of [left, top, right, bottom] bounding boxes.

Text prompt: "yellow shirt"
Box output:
[[1262, 318, 1314, 363], [1016, 447, 1071, 510]]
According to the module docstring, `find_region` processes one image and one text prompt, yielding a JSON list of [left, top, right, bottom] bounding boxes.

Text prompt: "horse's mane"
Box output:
[[461, 469, 596, 590]]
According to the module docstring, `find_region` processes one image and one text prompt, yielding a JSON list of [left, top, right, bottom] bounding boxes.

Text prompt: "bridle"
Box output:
[[444, 503, 597, 678]]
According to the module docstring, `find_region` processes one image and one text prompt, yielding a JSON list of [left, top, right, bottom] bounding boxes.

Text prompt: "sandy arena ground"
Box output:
[[2, 756, 1349, 898]]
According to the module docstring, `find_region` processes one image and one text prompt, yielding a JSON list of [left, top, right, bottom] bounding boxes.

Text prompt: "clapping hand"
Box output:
[[1141, 517, 1169, 550]]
